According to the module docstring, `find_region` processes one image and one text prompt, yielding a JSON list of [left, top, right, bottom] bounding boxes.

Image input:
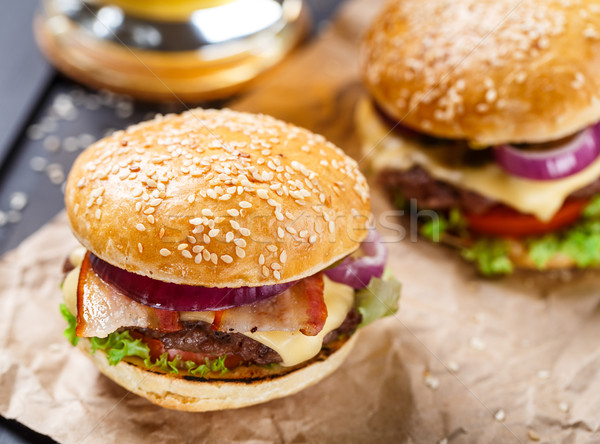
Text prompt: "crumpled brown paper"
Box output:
[[1, 0, 600, 442]]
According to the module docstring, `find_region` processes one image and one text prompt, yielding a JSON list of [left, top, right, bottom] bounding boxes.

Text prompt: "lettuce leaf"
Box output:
[[356, 269, 401, 327], [59, 303, 79, 346], [461, 238, 514, 276], [59, 306, 228, 376], [417, 197, 600, 275], [90, 330, 149, 366]]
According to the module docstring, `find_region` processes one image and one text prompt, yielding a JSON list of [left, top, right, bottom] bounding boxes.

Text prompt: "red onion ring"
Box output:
[[493, 125, 600, 181], [324, 229, 387, 289], [89, 253, 296, 312]]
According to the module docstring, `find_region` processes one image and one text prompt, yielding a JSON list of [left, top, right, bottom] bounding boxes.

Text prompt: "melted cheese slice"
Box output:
[[62, 247, 86, 316], [358, 99, 600, 222], [62, 250, 355, 367], [242, 277, 354, 367]]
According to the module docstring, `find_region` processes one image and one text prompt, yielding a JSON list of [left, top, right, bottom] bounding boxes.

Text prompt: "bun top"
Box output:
[[65, 109, 370, 287], [360, 0, 600, 145]]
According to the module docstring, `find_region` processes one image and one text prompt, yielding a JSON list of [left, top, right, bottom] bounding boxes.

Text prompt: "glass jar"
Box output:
[[35, 0, 308, 102]]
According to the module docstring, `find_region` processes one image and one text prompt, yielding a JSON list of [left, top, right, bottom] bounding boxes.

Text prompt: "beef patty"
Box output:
[[130, 308, 362, 367], [379, 166, 600, 214]]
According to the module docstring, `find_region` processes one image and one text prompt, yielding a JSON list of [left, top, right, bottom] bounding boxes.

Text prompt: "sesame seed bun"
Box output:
[[77, 332, 358, 412], [65, 108, 370, 287], [359, 0, 600, 146]]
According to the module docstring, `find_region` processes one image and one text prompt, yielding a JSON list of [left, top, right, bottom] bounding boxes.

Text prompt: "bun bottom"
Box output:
[[77, 333, 358, 412]]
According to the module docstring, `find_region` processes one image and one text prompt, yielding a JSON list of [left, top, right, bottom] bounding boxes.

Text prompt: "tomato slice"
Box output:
[[465, 199, 588, 237]]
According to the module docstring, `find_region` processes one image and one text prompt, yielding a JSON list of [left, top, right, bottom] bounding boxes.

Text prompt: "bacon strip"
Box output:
[[75, 252, 328, 338], [76, 253, 181, 338], [211, 274, 328, 336]]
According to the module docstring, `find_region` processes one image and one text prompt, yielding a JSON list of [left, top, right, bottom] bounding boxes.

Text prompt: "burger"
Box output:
[[59, 108, 401, 411], [357, 0, 600, 276]]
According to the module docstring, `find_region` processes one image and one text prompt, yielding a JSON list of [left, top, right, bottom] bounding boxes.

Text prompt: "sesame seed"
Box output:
[[178, 243, 188, 250], [159, 228, 165, 239], [221, 255, 233, 263], [192, 245, 204, 253], [136, 223, 146, 231], [267, 245, 277, 252], [271, 262, 282, 270], [149, 198, 162, 207], [203, 234, 211, 244], [135, 202, 142, 212], [210, 253, 218, 265], [202, 250, 211, 261], [239, 227, 251, 236], [160, 248, 171, 257], [278, 227, 285, 238], [236, 247, 246, 258], [188, 195, 195, 203], [239, 201, 252, 208], [227, 209, 239, 217], [147, 215, 155, 224], [202, 209, 213, 216], [187, 235, 196, 244], [209, 229, 220, 237], [230, 220, 240, 230], [182, 250, 193, 259], [274, 270, 281, 280], [262, 266, 270, 277], [309, 235, 317, 244], [143, 207, 155, 215], [234, 238, 246, 247], [257, 189, 269, 199], [259, 254, 265, 265], [95, 209, 101, 220], [190, 218, 203, 225], [286, 226, 297, 235], [137, 243, 143, 253], [280, 251, 287, 263]]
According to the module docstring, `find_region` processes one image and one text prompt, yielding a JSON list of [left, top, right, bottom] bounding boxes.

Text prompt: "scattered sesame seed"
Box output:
[[236, 247, 246, 258], [274, 270, 281, 280], [259, 254, 265, 265], [239, 201, 252, 208], [494, 410, 505, 422], [528, 430, 540, 442], [559, 402, 569, 413], [239, 227, 251, 236], [470, 337, 486, 350], [160, 248, 171, 257], [202, 209, 213, 216], [136, 223, 146, 232], [182, 250, 193, 259], [147, 215, 155, 224], [537, 370, 550, 380], [424, 374, 439, 390], [221, 255, 233, 263], [138, 243, 143, 253]]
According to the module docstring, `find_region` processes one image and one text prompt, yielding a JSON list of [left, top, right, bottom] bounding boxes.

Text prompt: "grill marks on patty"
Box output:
[[381, 166, 600, 215]]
